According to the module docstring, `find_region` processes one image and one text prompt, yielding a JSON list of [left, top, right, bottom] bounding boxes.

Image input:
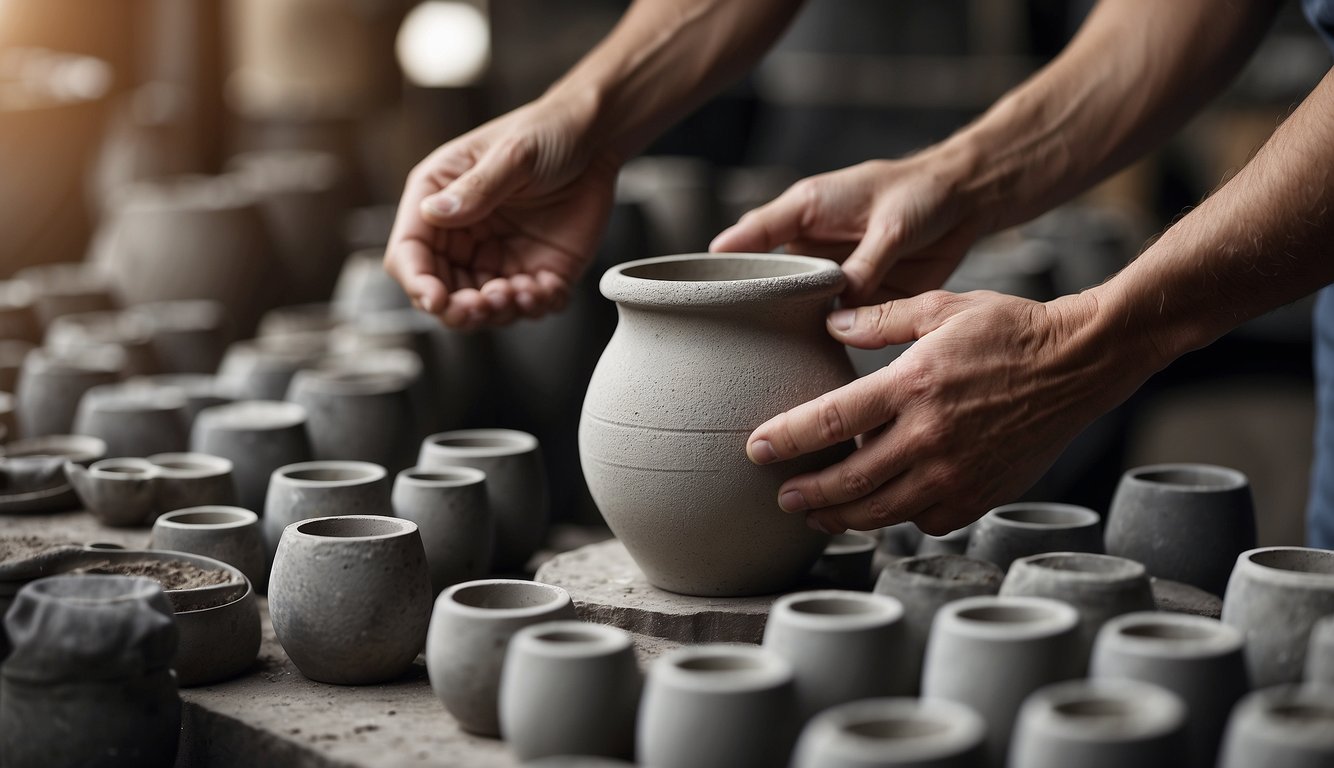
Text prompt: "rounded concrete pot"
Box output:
[[419, 430, 547, 573], [1306, 615, 1334, 688], [1106, 463, 1256, 596], [872, 555, 1003, 693], [921, 596, 1082, 767], [146, 452, 237, 513], [1000, 552, 1155, 665], [45, 310, 159, 378], [128, 374, 233, 425], [287, 367, 415, 472], [269, 515, 431, 684], [152, 507, 265, 591], [391, 467, 493, 594], [791, 697, 987, 768], [499, 621, 641, 761], [1, 435, 107, 514], [73, 383, 190, 458], [126, 299, 231, 375], [216, 338, 323, 402], [808, 532, 879, 590], [15, 346, 121, 438], [332, 248, 412, 315], [1090, 611, 1247, 768], [68, 457, 161, 528], [315, 346, 434, 441], [156, 551, 261, 687], [763, 590, 910, 720], [966, 503, 1102, 570], [580, 253, 854, 597], [1009, 679, 1187, 768], [1222, 546, 1334, 687], [639, 644, 798, 768], [426, 579, 576, 736], [190, 400, 311, 515], [1218, 685, 1334, 768], [263, 461, 389, 566]]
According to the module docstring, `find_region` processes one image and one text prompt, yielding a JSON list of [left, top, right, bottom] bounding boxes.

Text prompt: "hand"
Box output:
[[385, 97, 620, 328], [709, 150, 986, 306], [745, 290, 1149, 535]]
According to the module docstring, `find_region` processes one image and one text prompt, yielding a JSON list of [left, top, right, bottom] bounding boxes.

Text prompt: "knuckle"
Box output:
[[861, 492, 900, 528], [839, 466, 875, 499], [499, 137, 536, 169], [815, 395, 848, 444]]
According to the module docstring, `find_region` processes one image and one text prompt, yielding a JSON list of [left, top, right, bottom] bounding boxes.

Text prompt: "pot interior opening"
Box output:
[[100, 465, 150, 475], [1118, 621, 1217, 642], [1052, 696, 1134, 722], [788, 597, 879, 616], [1269, 702, 1334, 724], [622, 257, 817, 282], [956, 604, 1054, 625], [451, 581, 561, 610], [1249, 549, 1334, 575], [154, 461, 209, 471], [297, 517, 403, 538], [675, 654, 765, 674], [1132, 467, 1241, 489], [433, 436, 524, 450], [994, 507, 1094, 526], [284, 467, 377, 483], [404, 469, 479, 484], [532, 629, 605, 646], [842, 716, 950, 741], [166, 510, 248, 526], [900, 556, 999, 584]]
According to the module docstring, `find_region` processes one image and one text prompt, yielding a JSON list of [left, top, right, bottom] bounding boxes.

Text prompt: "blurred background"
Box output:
[[0, 0, 1326, 545]]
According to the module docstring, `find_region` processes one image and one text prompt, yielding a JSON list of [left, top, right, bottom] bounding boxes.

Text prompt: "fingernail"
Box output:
[[778, 489, 807, 512], [829, 309, 855, 332], [427, 193, 461, 217], [749, 439, 777, 465], [806, 515, 829, 534]]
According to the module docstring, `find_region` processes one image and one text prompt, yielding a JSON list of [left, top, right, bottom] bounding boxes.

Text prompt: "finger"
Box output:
[[825, 291, 961, 349], [805, 469, 936, 533], [708, 184, 812, 253], [536, 270, 571, 313], [747, 368, 898, 465], [421, 138, 535, 228], [442, 288, 485, 328], [387, 173, 451, 314], [510, 273, 542, 316], [775, 427, 909, 512], [840, 217, 912, 306], [479, 277, 520, 326]]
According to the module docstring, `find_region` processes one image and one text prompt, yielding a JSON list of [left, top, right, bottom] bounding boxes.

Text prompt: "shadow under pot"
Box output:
[[391, 466, 493, 594], [152, 506, 266, 592], [790, 697, 987, 768], [262, 460, 389, 567], [419, 430, 547, 574], [190, 400, 311, 516], [966, 503, 1103, 571], [15, 346, 122, 439], [426, 578, 576, 736], [1218, 685, 1334, 768], [287, 367, 416, 472], [269, 515, 432, 685], [1008, 679, 1187, 768], [1221, 546, 1334, 687], [1106, 463, 1256, 596], [0, 574, 180, 768]]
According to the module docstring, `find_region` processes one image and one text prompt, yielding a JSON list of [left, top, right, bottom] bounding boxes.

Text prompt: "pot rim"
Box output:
[[510, 620, 633, 659], [985, 503, 1101, 530], [600, 253, 845, 308], [1095, 611, 1242, 658], [437, 578, 572, 620], [148, 452, 233, 478], [273, 460, 387, 487], [1233, 546, 1334, 587], [1008, 552, 1146, 583], [291, 366, 408, 395], [422, 429, 538, 458], [396, 465, 486, 488], [197, 400, 306, 431], [1121, 463, 1249, 493], [769, 590, 903, 632], [823, 531, 878, 556], [1020, 679, 1185, 740], [653, 643, 792, 692], [286, 514, 416, 543], [88, 457, 160, 479], [1233, 685, 1334, 741], [936, 596, 1079, 640], [154, 506, 258, 531], [804, 697, 985, 759]]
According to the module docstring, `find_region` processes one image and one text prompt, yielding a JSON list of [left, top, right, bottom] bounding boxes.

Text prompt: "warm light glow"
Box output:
[[396, 1, 490, 88]]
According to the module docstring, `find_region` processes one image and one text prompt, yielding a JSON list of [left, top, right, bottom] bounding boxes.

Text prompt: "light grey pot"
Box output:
[[126, 299, 231, 375], [332, 248, 413, 315], [287, 367, 415, 472], [872, 555, 1004, 693], [920, 596, 1082, 768], [1306, 614, 1334, 688], [808, 532, 879, 590], [419, 430, 547, 573], [580, 254, 853, 597], [790, 697, 986, 768], [1221, 546, 1334, 687], [268, 515, 431, 684], [763, 590, 910, 720], [315, 347, 435, 444], [965, 503, 1102, 571], [1008, 679, 1187, 768], [1218, 685, 1334, 768], [499, 621, 641, 761], [262, 461, 389, 567], [1106, 463, 1256, 596], [152, 507, 266, 592], [638, 644, 798, 768], [146, 452, 237, 513], [190, 400, 311, 515], [391, 467, 493, 594], [426, 579, 576, 736], [72, 383, 190, 458], [160, 552, 261, 687], [15, 346, 121, 438], [1090, 611, 1247, 768], [999, 552, 1155, 666], [67, 457, 161, 528], [216, 338, 323, 402]]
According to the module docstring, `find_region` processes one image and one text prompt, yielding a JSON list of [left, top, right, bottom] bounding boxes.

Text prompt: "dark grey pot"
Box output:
[[966, 503, 1102, 571]]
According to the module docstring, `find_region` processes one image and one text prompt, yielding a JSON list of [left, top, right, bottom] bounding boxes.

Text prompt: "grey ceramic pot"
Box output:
[[1306, 614, 1334, 688], [965, 503, 1102, 571], [1008, 679, 1187, 768], [921, 596, 1082, 768], [879, 521, 926, 558], [1090, 611, 1248, 768], [287, 367, 415, 472], [45, 310, 159, 378], [216, 339, 323, 401], [332, 248, 412, 314], [170, 575, 260, 687], [999, 552, 1155, 666], [152, 506, 266, 591], [1222, 546, 1334, 687], [67, 457, 161, 527], [190, 400, 311, 515], [499, 621, 641, 761], [808, 532, 879, 590], [146, 452, 237, 513], [15, 346, 121, 438], [419, 430, 548, 573], [269, 515, 431, 684], [916, 524, 972, 557], [1106, 463, 1256, 595], [0, 574, 180, 768], [790, 697, 986, 768], [391, 466, 492, 594], [263, 460, 389, 566], [872, 555, 1004, 693], [72, 382, 190, 458], [763, 590, 910, 720], [426, 579, 576, 736], [129, 374, 233, 425], [126, 299, 231, 375], [639, 644, 798, 768], [1218, 685, 1334, 768]]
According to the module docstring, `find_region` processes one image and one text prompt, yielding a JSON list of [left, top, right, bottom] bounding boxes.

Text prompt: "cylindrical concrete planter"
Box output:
[[269, 515, 431, 684], [499, 621, 641, 761], [67, 457, 161, 528], [999, 552, 1155, 665], [639, 644, 798, 768], [419, 430, 547, 573], [808, 532, 878, 590], [152, 507, 266, 592], [0, 574, 180, 768], [263, 461, 389, 566], [1218, 685, 1334, 768], [127, 299, 231, 375], [1222, 546, 1334, 687], [1090, 611, 1247, 768], [872, 555, 1004, 693], [216, 339, 323, 401], [72, 383, 190, 458], [966, 503, 1102, 570], [763, 590, 910, 719], [426, 579, 576, 736], [921, 596, 1082, 767], [1306, 615, 1334, 688], [15, 346, 121, 438], [287, 367, 415, 472], [391, 467, 493, 594], [1106, 463, 1256, 595], [171, 576, 261, 688], [147, 452, 237, 514], [190, 400, 311, 516], [1009, 679, 1187, 768], [791, 697, 986, 768]]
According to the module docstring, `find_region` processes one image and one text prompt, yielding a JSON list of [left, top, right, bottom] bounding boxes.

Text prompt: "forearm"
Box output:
[[544, 0, 805, 161]]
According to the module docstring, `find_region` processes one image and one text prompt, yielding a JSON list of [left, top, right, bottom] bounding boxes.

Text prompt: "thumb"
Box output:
[[827, 291, 961, 349], [420, 140, 535, 228]]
